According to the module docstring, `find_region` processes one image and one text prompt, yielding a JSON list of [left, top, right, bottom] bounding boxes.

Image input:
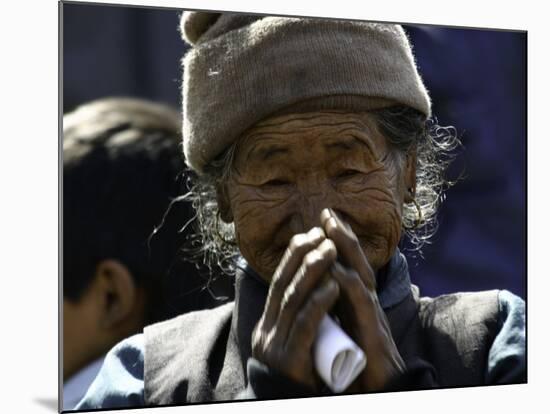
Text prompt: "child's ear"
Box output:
[[94, 259, 138, 329], [216, 183, 234, 223]]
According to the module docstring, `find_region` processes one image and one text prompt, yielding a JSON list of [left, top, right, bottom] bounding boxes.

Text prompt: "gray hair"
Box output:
[[181, 106, 462, 273], [374, 106, 462, 256]]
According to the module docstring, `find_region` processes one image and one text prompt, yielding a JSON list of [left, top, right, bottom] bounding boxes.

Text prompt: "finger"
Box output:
[[329, 262, 374, 330], [321, 208, 377, 291], [275, 238, 338, 339], [330, 262, 404, 386], [285, 278, 340, 353], [330, 262, 392, 345], [262, 226, 326, 329]]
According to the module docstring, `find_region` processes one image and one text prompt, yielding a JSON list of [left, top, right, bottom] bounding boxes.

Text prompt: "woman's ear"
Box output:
[[216, 182, 234, 223], [404, 146, 417, 203]]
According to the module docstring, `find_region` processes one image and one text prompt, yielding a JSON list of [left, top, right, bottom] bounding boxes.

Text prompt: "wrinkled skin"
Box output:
[[218, 111, 416, 392]]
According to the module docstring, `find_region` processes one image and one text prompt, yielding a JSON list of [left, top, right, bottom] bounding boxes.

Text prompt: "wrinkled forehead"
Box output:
[[233, 111, 389, 168]]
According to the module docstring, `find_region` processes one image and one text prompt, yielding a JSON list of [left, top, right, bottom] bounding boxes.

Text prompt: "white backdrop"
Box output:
[[1, 0, 544, 413]]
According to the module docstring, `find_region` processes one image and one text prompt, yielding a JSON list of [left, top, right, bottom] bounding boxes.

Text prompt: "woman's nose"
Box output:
[[296, 187, 331, 233]]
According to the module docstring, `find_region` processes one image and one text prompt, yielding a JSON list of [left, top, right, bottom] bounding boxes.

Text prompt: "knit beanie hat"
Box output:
[[180, 12, 431, 173]]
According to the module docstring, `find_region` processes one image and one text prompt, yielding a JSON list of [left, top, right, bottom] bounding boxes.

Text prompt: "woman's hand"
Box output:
[[251, 209, 405, 393], [251, 227, 341, 390], [320, 208, 406, 392]]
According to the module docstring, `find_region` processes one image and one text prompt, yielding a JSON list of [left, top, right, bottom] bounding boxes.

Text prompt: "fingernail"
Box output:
[[308, 226, 325, 240], [328, 208, 342, 222], [319, 238, 337, 256]]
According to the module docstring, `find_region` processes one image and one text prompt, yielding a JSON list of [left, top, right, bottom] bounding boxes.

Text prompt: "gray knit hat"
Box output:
[[180, 12, 431, 173]]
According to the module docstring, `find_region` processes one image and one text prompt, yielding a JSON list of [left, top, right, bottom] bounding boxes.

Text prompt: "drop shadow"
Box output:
[[33, 397, 58, 412]]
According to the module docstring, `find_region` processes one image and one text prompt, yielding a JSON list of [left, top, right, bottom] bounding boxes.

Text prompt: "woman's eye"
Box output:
[[337, 170, 362, 179], [262, 178, 291, 187]]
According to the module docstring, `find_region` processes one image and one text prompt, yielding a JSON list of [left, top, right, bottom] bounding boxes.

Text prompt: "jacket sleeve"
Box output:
[[74, 334, 145, 410], [235, 358, 322, 400], [382, 358, 439, 391], [485, 290, 526, 384], [237, 356, 440, 399]]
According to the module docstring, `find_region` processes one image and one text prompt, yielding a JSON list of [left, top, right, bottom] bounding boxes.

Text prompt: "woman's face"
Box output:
[[220, 111, 416, 282]]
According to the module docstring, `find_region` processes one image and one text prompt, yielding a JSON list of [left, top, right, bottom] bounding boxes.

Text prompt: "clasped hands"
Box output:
[[252, 208, 405, 393]]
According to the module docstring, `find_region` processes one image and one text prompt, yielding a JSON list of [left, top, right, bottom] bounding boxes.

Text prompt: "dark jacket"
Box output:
[[75, 252, 525, 410], [143, 254, 525, 404]]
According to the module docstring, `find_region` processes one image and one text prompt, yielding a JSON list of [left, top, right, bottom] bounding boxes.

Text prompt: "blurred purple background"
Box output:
[[62, 2, 526, 301]]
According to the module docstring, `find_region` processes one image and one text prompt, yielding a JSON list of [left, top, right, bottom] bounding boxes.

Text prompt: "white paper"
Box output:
[[313, 315, 367, 393]]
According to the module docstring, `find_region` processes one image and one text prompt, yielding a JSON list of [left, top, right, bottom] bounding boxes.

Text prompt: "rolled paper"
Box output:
[[313, 315, 367, 393]]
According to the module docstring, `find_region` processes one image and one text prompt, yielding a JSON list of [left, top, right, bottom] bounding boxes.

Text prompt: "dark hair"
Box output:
[[63, 98, 227, 323]]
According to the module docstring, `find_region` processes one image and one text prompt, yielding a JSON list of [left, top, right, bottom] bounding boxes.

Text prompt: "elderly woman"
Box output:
[[76, 12, 525, 410]]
